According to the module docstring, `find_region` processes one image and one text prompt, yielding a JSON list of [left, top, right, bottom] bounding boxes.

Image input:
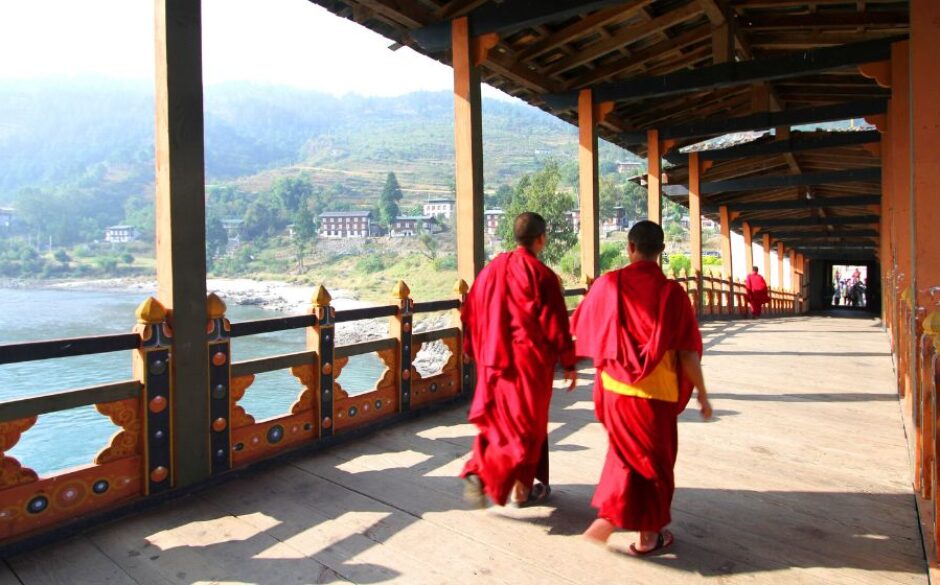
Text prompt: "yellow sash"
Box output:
[[600, 351, 679, 403]]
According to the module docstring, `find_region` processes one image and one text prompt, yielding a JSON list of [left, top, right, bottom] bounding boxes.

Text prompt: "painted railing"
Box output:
[[671, 269, 800, 317], [0, 279, 475, 546]]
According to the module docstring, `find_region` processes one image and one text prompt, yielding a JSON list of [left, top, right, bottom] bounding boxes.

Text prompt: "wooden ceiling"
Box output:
[[308, 0, 909, 259]]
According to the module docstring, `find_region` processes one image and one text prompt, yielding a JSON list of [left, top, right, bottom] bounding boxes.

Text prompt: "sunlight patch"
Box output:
[[416, 423, 476, 440], [564, 400, 595, 411], [336, 450, 432, 473], [853, 533, 890, 540], [422, 456, 468, 478], [148, 517, 262, 548], [264, 511, 391, 558]]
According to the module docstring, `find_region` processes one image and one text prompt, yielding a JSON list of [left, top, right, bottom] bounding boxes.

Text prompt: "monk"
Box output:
[[460, 212, 578, 508], [572, 220, 712, 555], [745, 266, 770, 318]]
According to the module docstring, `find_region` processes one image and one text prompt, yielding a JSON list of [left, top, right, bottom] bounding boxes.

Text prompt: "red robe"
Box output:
[[745, 272, 769, 317], [460, 247, 576, 505], [571, 261, 702, 531]]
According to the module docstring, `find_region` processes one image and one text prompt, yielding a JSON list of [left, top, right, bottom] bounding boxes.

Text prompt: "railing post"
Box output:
[[134, 297, 173, 495], [390, 281, 414, 413], [454, 278, 475, 397], [308, 286, 334, 438], [206, 293, 231, 475]]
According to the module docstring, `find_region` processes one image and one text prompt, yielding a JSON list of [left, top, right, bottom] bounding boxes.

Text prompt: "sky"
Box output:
[[0, 0, 510, 99]]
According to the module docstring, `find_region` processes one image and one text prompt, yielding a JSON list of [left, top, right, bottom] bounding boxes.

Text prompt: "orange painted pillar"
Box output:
[[777, 242, 786, 293], [912, 0, 940, 511], [452, 16, 485, 284], [743, 222, 754, 275], [689, 152, 703, 313], [647, 129, 662, 226], [578, 89, 600, 280], [763, 233, 772, 288], [719, 205, 734, 315]]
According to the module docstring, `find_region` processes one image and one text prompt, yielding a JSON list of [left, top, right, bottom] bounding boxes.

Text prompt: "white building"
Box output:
[[391, 216, 435, 237], [104, 225, 138, 243], [484, 209, 504, 236], [319, 211, 371, 239], [0, 207, 13, 229], [423, 198, 456, 219]]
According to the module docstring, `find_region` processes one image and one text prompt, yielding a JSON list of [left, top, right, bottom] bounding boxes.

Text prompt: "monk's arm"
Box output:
[[679, 351, 713, 420]]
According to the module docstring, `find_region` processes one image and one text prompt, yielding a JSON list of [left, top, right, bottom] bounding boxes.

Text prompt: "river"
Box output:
[[0, 287, 386, 476]]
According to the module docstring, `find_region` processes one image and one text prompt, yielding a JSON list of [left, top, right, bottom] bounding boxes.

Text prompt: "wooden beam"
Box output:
[[743, 220, 754, 273], [155, 0, 210, 488], [579, 89, 600, 280], [453, 17, 485, 283], [412, 0, 628, 52], [747, 215, 880, 227], [701, 168, 881, 194], [647, 129, 662, 226], [765, 229, 879, 239], [622, 99, 888, 143], [762, 232, 772, 282], [544, 2, 705, 78], [720, 206, 735, 312], [741, 12, 909, 29], [545, 37, 900, 109], [777, 241, 786, 290], [515, 0, 655, 62], [664, 130, 881, 164], [729, 194, 881, 211], [435, 0, 491, 20]]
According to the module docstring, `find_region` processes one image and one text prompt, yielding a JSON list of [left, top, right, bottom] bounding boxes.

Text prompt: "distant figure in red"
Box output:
[[572, 220, 711, 556], [745, 266, 770, 318], [460, 212, 578, 508]]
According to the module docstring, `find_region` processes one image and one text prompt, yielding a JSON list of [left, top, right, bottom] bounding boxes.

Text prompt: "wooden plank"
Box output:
[[0, 380, 140, 422], [647, 129, 662, 225], [334, 305, 398, 322], [231, 350, 316, 377], [453, 17, 486, 284], [155, 0, 210, 487], [622, 99, 888, 143], [690, 152, 704, 280], [411, 0, 629, 52], [0, 333, 139, 366], [765, 230, 880, 239], [729, 195, 881, 211], [412, 299, 460, 313], [741, 12, 909, 29], [10, 537, 139, 585], [412, 327, 460, 344], [701, 168, 881, 194], [545, 37, 899, 109], [335, 337, 398, 359], [229, 314, 315, 337]]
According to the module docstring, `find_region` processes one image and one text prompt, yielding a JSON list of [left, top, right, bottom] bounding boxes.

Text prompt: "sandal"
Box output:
[[463, 474, 486, 509], [508, 482, 551, 508], [627, 530, 674, 557]]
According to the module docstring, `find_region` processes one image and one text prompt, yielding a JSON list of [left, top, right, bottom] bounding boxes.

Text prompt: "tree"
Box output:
[[242, 196, 280, 240], [378, 172, 403, 231], [599, 174, 622, 220], [271, 175, 314, 214], [205, 216, 228, 268], [487, 184, 513, 209], [292, 199, 317, 271], [498, 160, 577, 265]]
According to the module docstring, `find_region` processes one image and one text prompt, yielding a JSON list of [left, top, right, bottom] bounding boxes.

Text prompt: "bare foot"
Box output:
[[510, 480, 529, 505], [583, 518, 616, 544]]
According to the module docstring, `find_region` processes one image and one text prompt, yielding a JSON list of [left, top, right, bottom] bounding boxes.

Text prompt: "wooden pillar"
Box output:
[[743, 221, 754, 274], [891, 41, 913, 400], [719, 205, 733, 314], [882, 110, 895, 330], [647, 129, 662, 225], [763, 233, 772, 287], [777, 242, 786, 292], [154, 0, 210, 487], [689, 152, 703, 311], [578, 89, 600, 280], [452, 16, 485, 284]]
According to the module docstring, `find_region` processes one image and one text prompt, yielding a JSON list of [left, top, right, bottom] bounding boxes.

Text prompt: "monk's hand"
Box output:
[[563, 368, 578, 391], [698, 394, 713, 421]]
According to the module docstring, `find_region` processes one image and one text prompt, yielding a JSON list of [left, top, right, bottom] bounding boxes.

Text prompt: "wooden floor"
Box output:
[[2, 313, 927, 584]]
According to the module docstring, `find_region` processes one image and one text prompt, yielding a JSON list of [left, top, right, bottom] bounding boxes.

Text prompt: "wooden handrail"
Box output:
[[0, 380, 141, 423], [0, 333, 140, 365]]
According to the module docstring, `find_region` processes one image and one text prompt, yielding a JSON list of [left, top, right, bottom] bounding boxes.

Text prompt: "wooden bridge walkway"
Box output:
[[0, 314, 926, 584]]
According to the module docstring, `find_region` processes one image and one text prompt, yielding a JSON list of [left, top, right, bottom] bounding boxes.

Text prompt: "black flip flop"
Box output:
[[508, 482, 551, 508], [627, 530, 674, 557]]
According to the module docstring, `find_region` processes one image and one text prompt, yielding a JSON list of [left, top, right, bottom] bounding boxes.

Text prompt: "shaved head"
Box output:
[[628, 220, 665, 259], [514, 212, 547, 248]]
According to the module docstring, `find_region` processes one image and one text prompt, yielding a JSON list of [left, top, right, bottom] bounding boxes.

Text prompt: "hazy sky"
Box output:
[[0, 0, 509, 99]]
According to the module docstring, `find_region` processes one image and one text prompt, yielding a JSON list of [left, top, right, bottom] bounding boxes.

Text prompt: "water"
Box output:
[[0, 287, 387, 476]]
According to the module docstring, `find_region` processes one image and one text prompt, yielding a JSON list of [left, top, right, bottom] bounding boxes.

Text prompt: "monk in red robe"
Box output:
[[572, 221, 711, 555], [460, 212, 578, 508], [745, 266, 770, 318]]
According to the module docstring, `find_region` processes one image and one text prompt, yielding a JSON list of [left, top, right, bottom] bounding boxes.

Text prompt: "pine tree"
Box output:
[[378, 172, 403, 231]]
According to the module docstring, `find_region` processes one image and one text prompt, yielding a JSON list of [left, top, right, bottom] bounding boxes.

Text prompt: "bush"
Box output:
[[668, 254, 692, 276], [432, 254, 457, 272], [355, 255, 385, 274], [599, 243, 626, 272], [73, 245, 94, 258], [120, 253, 134, 265], [94, 257, 118, 272], [53, 249, 71, 263]]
